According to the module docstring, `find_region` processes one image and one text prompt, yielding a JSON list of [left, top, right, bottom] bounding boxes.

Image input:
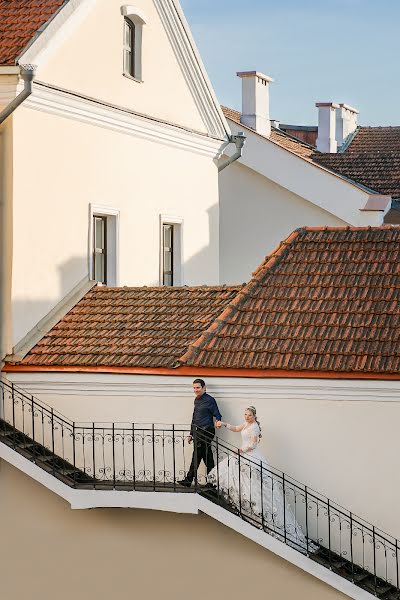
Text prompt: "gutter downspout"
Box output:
[[0, 64, 36, 124], [0, 65, 36, 368], [218, 132, 246, 172]]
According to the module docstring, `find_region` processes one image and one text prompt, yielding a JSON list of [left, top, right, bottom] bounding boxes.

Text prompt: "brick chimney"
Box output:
[[336, 103, 359, 147], [316, 102, 339, 153], [237, 71, 273, 137]]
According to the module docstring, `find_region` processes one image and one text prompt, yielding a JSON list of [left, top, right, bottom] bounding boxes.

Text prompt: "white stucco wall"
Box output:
[[219, 161, 348, 283], [11, 105, 220, 344], [30, 0, 208, 134], [6, 372, 400, 541]]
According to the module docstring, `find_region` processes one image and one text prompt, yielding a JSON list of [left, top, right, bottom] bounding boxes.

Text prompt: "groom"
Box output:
[[178, 378, 222, 487]]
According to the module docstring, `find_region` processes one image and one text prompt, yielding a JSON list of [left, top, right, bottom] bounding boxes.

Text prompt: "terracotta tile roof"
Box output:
[[179, 227, 400, 374], [18, 286, 241, 368], [313, 128, 400, 198], [221, 106, 315, 160], [0, 0, 66, 65]]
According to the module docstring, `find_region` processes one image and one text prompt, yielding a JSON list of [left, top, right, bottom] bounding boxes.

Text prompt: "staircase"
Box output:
[[1, 377, 399, 599]]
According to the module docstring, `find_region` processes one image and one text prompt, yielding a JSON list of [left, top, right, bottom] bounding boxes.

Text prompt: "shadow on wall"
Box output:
[[181, 202, 223, 286], [11, 255, 88, 348]]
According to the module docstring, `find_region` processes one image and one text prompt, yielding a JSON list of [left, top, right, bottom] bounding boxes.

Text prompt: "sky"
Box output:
[[180, 0, 400, 126]]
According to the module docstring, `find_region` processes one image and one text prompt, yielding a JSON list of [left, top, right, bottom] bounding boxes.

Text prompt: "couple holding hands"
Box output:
[[178, 378, 314, 552]]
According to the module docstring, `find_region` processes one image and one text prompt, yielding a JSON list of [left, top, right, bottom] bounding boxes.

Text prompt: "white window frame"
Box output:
[[89, 204, 120, 286], [120, 5, 147, 82], [159, 215, 184, 287]]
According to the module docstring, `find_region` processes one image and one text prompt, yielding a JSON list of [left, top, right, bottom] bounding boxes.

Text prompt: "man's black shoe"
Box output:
[[177, 478, 192, 488]]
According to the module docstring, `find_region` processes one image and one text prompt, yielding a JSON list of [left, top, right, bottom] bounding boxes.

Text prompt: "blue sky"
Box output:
[[180, 0, 399, 126]]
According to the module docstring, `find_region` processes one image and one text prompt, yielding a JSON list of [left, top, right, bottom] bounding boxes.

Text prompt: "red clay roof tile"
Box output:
[[0, 0, 66, 65], [18, 286, 241, 368], [179, 226, 400, 374]]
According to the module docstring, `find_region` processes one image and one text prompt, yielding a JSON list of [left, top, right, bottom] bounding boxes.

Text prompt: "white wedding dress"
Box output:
[[208, 422, 316, 553]]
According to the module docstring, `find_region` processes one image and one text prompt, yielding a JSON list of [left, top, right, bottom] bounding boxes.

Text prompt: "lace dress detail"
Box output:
[[208, 422, 316, 553]]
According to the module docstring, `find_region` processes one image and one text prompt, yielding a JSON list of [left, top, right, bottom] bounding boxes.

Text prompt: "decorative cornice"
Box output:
[[154, 0, 228, 140], [22, 81, 224, 157]]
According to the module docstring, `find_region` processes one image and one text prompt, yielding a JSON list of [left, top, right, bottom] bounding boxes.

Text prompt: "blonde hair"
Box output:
[[246, 406, 262, 439]]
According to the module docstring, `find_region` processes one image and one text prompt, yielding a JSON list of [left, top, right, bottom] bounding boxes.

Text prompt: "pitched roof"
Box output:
[[0, 0, 67, 65], [221, 106, 315, 160], [17, 286, 241, 368], [313, 128, 400, 198], [179, 227, 400, 374], [222, 107, 400, 198]]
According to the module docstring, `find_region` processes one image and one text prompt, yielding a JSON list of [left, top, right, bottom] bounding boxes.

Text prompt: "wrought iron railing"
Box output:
[[0, 377, 399, 597]]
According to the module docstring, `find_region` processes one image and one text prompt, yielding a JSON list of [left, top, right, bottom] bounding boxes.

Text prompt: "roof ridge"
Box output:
[[177, 228, 303, 367]]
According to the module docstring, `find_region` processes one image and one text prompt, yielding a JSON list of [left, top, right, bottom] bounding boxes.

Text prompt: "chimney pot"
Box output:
[[237, 71, 273, 137], [316, 102, 340, 153], [336, 103, 359, 147]]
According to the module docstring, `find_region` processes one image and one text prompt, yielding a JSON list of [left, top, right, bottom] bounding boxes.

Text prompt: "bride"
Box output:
[[208, 406, 316, 553]]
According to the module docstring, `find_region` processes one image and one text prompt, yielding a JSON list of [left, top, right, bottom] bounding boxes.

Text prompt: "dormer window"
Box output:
[[120, 5, 147, 82]]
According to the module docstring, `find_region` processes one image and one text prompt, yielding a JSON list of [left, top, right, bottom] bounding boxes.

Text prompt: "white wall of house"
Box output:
[[1, 0, 227, 347], [219, 161, 348, 283], [6, 371, 400, 540], [10, 105, 220, 344]]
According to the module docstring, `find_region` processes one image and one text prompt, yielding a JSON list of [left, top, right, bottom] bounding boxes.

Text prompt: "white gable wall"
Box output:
[[23, 0, 218, 135], [219, 161, 347, 283]]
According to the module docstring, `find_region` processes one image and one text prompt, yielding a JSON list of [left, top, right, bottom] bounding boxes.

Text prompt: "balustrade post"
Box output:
[[92, 423, 96, 489], [350, 512, 354, 582], [283, 473, 287, 544], [51, 408, 55, 476], [31, 396, 35, 461], [238, 449, 242, 516], [11, 383, 15, 448], [72, 422, 76, 488], [396, 539, 399, 591], [132, 423, 136, 490], [172, 424, 176, 492], [152, 424, 156, 491], [373, 526, 377, 595], [260, 463, 264, 531], [216, 436, 220, 502], [112, 423, 116, 489], [305, 485, 309, 555], [328, 499, 332, 568], [194, 426, 198, 493]]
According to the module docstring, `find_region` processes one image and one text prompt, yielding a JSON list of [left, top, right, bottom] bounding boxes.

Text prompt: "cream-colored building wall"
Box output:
[[36, 0, 208, 134], [0, 460, 350, 600], [11, 106, 219, 344], [219, 160, 348, 283], [8, 372, 400, 540]]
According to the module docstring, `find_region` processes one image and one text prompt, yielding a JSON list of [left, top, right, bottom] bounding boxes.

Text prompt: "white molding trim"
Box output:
[[153, 0, 228, 140], [159, 214, 184, 286], [17, 0, 98, 68], [89, 204, 120, 286], [16, 0, 228, 140], [7, 373, 400, 403], [0, 440, 375, 600], [24, 82, 224, 157], [226, 117, 387, 227], [120, 5, 147, 24]]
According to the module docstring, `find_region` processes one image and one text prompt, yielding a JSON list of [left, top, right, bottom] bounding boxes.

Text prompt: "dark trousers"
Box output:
[[186, 426, 215, 482]]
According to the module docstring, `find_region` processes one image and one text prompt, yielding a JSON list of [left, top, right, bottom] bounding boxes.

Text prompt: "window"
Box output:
[[93, 216, 107, 284], [123, 18, 136, 78], [120, 6, 146, 81], [160, 216, 183, 287], [90, 205, 120, 286], [163, 224, 174, 286]]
